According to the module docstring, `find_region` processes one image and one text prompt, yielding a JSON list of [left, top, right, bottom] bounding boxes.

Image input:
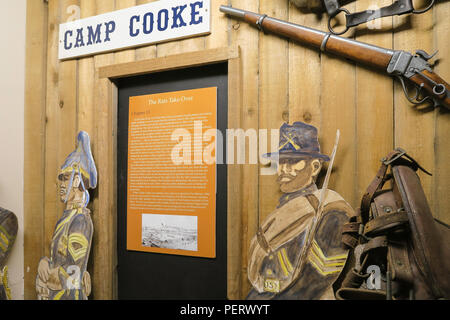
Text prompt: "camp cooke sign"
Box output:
[[59, 0, 210, 60]]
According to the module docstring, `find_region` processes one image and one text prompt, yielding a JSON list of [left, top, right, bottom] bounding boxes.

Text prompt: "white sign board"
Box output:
[[59, 0, 210, 60]]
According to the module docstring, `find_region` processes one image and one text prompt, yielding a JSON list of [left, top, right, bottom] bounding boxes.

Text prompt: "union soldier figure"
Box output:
[[0, 207, 18, 300], [247, 122, 354, 300], [36, 131, 97, 300]]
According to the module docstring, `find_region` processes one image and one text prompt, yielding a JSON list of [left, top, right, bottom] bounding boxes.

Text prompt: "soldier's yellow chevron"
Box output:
[[53, 289, 66, 300], [1, 266, 12, 300], [308, 240, 347, 276], [277, 248, 294, 277], [0, 225, 11, 252], [68, 233, 89, 262]]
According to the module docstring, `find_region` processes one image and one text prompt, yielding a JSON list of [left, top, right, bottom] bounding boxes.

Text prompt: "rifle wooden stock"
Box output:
[[409, 70, 450, 108], [221, 6, 450, 109], [243, 11, 394, 69]]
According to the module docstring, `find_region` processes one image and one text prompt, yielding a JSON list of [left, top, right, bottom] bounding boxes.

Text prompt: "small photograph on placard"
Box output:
[[142, 214, 198, 251]]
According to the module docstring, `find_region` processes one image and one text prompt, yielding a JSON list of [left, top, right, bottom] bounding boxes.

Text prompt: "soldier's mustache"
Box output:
[[277, 173, 297, 183]]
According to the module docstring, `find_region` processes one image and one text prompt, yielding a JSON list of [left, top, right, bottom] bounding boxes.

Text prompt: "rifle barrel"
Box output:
[[220, 5, 394, 69]]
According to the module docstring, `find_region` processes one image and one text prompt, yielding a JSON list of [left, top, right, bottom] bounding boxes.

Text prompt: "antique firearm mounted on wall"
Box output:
[[220, 5, 450, 110]]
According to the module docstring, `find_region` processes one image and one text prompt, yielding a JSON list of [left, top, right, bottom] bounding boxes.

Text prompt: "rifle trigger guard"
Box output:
[[397, 76, 431, 106]]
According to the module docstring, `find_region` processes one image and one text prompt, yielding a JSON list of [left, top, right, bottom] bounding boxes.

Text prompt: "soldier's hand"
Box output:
[[37, 257, 50, 282], [35, 277, 49, 300], [82, 271, 91, 297]]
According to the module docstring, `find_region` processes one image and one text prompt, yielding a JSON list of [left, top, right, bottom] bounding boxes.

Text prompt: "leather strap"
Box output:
[[364, 211, 409, 236], [335, 149, 434, 299], [341, 215, 362, 249], [388, 240, 414, 284], [343, 221, 360, 233], [360, 148, 431, 225], [340, 269, 370, 290], [342, 234, 359, 249], [323, 0, 435, 34], [345, 0, 414, 28], [360, 149, 404, 224], [336, 287, 386, 300], [361, 236, 388, 256], [256, 228, 272, 254]]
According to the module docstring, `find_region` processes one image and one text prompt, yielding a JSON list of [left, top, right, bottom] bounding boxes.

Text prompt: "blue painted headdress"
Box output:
[[60, 131, 97, 207], [264, 122, 330, 161]]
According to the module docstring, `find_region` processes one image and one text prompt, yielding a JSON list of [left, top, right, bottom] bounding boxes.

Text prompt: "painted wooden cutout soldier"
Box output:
[[0, 207, 18, 300], [247, 121, 354, 299], [36, 131, 97, 300]]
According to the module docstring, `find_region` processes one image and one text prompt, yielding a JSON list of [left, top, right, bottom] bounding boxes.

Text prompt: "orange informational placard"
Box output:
[[127, 87, 217, 258]]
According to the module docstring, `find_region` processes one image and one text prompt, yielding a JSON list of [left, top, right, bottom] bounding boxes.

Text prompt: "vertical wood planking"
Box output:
[[92, 0, 116, 301], [320, 2, 357, 207], [24, 0, 450, 299], [433, 2, 450, 224], [229, 0, 260, 299], [355, 1, 394, 205], [288, 4, 323, 129], [206, 0, 228, 49], [156, 1, 206, 57], [78, 0, 96, 135], [77, 0, 97, 302], [24, 0, 48, 300], [227, 52, 243, 299], [93, 76, 115, 300], [58, 1, 80, 220], [210, 0, 244, 298], [107, 1, 136, 298], [157, 36, 206, 57], [43, 0, 62, 257], [258, 0, 289, 223], [114, 0, 137, 62], [393, 2, 434, 207], [135, 0, 158, 60]]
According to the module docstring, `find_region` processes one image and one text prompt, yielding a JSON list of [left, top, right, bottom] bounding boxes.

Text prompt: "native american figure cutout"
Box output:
[[247, 121, 354, 300], [36, 131, 97, 300], [0, 207, 18, 300]]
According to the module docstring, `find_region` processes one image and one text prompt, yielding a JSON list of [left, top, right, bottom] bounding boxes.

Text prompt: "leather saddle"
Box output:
[[333, 148, 450, 300]]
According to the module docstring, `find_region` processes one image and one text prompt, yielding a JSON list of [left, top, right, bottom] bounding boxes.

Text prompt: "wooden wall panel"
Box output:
[[394, 1, 435, 215], [92, 0, 117, 301], [115, 0, 137, 62], [135, 0, 158, 60], [354, 0, 394, 205], [24, 0, 450, 300], [58, 0, 80, 205], [433, 2, 450, 224], [227, 52, 243, 300], [320, 1, 357, 206], [230, 0, 260, 299], [23, 0, 48, 301], [288, 3, 323, 129], [78, 0, 96, 135], [258, 0, 289, 225], [43, 0, 63, 257]]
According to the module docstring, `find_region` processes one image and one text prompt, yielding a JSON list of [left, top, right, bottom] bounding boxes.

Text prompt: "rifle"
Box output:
[[294, 129, 340, 282], [220, 5, 450, 110]]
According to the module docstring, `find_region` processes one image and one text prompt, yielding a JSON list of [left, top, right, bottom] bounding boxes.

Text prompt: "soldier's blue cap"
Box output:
[[263, 122, 330, 161], [60, 131, 97, 189]]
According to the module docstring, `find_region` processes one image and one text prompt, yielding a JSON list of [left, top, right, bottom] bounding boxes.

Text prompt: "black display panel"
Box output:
[[116, 63, 228, 299]]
